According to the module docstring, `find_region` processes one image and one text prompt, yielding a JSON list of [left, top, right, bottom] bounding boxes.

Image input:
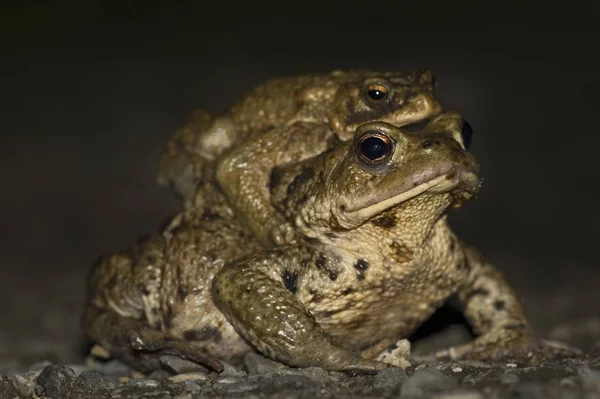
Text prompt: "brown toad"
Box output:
[[83, 112, 534, 373], [157, 69, 442, 246]]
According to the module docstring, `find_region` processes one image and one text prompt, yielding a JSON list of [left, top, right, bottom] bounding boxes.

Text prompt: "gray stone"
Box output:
[[148, 368, 173, 381], [124, 377, 162, 389], [401, 367, 457, 396], [220, 361, 247, 378], [577, 367, 600, 392], [244, 352, 288, 375], [167, 371, 211, 383], [376, 339, 411, 369], [373, 367, 407, 389], [433, 391, 484, 399], [0, 376, 19, 399], [213, 379, 260, 394], [499, 372, 520, 385], [259, 374, 315, 393], [160, 355, 208, 374], [165, 379, 204, 396], [35, 363, 77, 398], [9, 370, 40, 397], [460, 360, 494, 369], [85, 357, 133, 376], [179, 380, 203, 392], [290, 366, 330, 383], [215, 375, 243, 384], [511, 381, 546, 398], [74, 370, 115, 391]]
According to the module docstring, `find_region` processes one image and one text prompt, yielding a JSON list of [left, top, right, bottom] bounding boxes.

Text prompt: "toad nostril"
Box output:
[[421, 140, 433, 149]]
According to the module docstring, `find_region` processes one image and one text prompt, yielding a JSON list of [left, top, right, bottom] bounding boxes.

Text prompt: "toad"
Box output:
[[157, 69, 442, 246], [83, 112, 532, 374]]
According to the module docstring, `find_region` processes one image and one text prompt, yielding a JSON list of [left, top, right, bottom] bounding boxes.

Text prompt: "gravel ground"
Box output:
[[3, 351, 600, 399], [2, 2, 599, 398]]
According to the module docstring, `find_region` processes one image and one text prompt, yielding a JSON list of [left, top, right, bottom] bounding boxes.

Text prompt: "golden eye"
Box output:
[[366, 84, 389, 102], [363, 80, 392, 106], [356, 131, 393, 164]]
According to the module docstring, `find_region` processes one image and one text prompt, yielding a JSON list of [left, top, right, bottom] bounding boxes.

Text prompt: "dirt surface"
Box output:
[[1, 2, 599, 398]]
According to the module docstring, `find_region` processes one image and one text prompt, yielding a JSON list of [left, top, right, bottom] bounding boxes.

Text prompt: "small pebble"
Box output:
[[215, 376, 243, 384], [35, 364, 76, 398], [499, 372, 519, 385], [244, 352, 288, 375], [452, 366, 463, 373], [9, 371, 40, 397], [160, 355, 208, 374], [506, 363, 518, 368], [213, 379, 260, 394], [124, 378, 161, 389], [372, 367, 407, 389], [401, 368, 457, 396], [559, 376, 577, 388], [168, 372, 211, 383], [74, 370, 114, 391], [258, 374, 314, 392], [179, 380, 203, 391], [291, 366, 330, 383], [165, 379, 203, 395], [86, 357, 133, 376], [0, 376, 19, 398], [148, 368, 173, 381], [376, 339, 411, 370], [577, 367, 600, 392], [433, 391, 483, 399], [220, 362, 247, 378], [461, 360, 493, 369], [90, 344, 111, 359]]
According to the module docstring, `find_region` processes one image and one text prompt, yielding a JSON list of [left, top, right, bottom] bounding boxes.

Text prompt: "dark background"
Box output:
[[1, 1, 598, 370]]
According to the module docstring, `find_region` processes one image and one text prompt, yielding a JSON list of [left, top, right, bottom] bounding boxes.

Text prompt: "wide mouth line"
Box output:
[[344, 166, 478, 215]]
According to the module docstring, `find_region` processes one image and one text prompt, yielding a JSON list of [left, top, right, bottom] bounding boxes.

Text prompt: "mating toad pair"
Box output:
[[82, 70, 536, 374]]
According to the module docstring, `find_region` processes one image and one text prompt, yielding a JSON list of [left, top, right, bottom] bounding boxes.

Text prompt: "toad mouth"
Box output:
[[343, 165, 479, 221]]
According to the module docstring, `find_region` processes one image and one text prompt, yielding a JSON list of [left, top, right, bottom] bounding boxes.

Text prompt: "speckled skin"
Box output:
[[83, 113, 532, 374], [157, 69, 442, 246], [82, 184, 260, 372]]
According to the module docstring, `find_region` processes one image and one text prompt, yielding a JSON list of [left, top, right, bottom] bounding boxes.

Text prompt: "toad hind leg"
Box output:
[[212, 251, 387, 373], [436, 244, 533, 361], [83, 307, 223, 373], [82, 238, 223, 373]]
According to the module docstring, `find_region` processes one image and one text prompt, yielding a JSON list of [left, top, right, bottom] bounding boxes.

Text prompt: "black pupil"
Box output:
[[367, 88, 386, 100], [461, 121, 473, 150], [360, 136, 388, 161]]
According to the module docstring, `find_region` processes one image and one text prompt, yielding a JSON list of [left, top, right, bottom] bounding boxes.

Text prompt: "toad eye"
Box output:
[[364, 82, 392, 105], [356, 131, 393, 164], [461, 120, 473, 150]]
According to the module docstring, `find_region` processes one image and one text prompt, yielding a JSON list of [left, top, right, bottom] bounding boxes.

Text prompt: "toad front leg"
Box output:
[[212, 249, 387, 372], [437, 243, 533, 361], [215, 123, 336, 247]]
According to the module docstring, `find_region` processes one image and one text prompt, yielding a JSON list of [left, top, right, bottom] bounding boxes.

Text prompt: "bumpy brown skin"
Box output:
[[82, 184, 261, 373], [157, 69, 442, 246], [212, 115, 532, 370], [83, 112, 534, 374]]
